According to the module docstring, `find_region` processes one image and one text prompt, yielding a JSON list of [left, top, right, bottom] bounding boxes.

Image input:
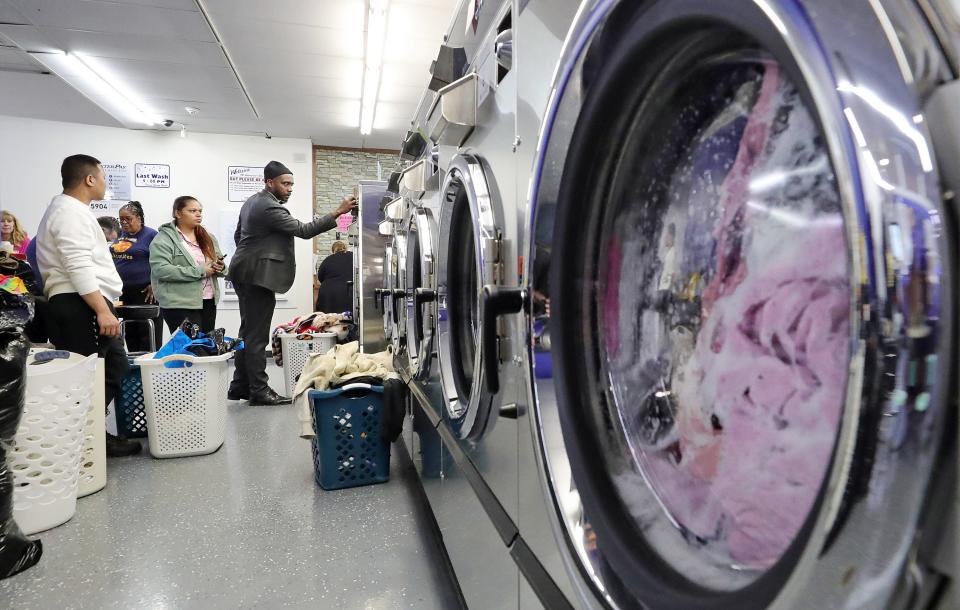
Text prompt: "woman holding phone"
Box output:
[[149, 195, 226, 333]]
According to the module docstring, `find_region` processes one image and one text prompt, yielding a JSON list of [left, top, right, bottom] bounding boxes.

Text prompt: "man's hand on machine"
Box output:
[[333, 196, 358, 217]]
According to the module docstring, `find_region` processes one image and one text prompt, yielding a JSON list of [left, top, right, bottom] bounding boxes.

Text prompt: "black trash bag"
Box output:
[[0, 291, 33, 331], [0, 326, 43, 579]]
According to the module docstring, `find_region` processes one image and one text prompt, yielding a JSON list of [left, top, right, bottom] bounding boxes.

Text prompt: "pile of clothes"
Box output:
[[291, 341, 398, 438], [154, 320, 244, 362], [271, 312, 353, 366]]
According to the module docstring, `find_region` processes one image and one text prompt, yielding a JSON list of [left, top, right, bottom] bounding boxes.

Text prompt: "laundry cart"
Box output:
[[135, 352, 232, 458], [279, 332, 336, 397]]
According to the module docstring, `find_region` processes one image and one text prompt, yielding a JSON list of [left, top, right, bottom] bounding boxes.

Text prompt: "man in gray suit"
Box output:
[[228, 160, 356, 406]]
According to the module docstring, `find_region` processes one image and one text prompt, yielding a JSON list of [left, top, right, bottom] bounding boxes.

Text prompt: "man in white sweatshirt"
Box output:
[[35, 154, 141, 457]]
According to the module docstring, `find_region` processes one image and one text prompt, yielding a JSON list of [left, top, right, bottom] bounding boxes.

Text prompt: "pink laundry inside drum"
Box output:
[[600, 59, 850, 581]]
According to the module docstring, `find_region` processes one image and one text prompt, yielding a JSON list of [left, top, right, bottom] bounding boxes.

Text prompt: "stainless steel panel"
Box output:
[[419, 415, 520, 610], [513, 0, 583, 605], [357, 180, 388, 353]]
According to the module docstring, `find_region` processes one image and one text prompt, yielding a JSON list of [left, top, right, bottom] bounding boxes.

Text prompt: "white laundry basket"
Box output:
[[280, 332, 336, 396], [12, 353, 98, 535], [77, 358, 107, 498], [135, 352, 232, 458]]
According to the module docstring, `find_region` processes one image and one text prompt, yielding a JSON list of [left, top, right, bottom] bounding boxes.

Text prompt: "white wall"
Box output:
[[0, 115, 316, 338]]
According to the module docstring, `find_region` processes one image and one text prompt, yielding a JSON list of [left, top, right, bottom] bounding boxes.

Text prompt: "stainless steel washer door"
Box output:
[[382, 243, 394, 341], [391, 229, 408, 357], [406, 207, 439, 380], [437, 153, 505, 440], [524, 1, 951, 608]]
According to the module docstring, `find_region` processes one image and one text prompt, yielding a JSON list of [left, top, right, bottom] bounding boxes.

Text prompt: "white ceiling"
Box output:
[[0, 0, 455, 148]]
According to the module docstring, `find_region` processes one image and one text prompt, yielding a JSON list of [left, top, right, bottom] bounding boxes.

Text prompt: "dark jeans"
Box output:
[[162, 299, 217, 334], [47, 293, 129, 411], [229, 282, 276, 396], [121, 284, 163, 353]]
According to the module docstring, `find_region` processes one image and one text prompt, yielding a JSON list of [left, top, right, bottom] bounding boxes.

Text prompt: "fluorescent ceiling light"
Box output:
[[360, 0, 390, 135], [29, 51, 160, 128]]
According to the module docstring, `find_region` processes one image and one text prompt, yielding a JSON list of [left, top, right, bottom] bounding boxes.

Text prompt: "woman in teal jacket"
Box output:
[[150, 196, 226, 333]]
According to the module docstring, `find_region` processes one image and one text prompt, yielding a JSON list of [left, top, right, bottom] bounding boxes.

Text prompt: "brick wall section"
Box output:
[[312, 146, 397, 270]]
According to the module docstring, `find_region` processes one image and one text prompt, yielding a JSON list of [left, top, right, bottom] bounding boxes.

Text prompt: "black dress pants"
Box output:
[[161, 299, 217, 334], [47, 293, 129, 410], [229, 281, 276, 396]]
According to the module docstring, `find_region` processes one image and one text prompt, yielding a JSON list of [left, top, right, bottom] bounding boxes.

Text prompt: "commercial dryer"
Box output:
[[498, 0, 960, 608]]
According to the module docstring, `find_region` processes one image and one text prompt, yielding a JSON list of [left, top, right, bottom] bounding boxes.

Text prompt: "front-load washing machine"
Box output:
[[500, 0, 959, 608], [403, 0, 531, 607]]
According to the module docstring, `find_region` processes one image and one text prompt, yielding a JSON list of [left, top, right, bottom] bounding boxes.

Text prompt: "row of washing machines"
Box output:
[[357, 0, 959, 608]]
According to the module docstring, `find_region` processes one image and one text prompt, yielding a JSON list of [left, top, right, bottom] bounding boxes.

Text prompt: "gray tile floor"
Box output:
[[1, 364, 460, 610]]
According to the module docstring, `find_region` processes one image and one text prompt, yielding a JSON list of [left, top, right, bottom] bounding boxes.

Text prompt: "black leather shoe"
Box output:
[[248, 389, 292, 406], [227, 388, 250, 401], [106, 433, 141, 457]]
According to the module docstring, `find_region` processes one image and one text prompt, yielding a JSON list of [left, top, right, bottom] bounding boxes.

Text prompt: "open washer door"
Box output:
[[524, 1, 952, 608], [406, 207, 440, 380], [437, 153, 508, 441]]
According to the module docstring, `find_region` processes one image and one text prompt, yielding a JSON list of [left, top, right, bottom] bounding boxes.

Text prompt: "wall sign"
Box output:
[[135, 163, 170, 188], [228, 166, 264, 202], [336, 213, 354, 232], [91, 162, 132, 216], [102, 163, 131, 200]]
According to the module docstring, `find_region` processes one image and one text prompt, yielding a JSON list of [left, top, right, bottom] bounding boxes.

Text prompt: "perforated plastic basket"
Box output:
[[280, 332, 336, 396], [116, 361, 148, 438], [13, 353, 98, 535], [135, 352, 233, 459], [309, 384, 390, 490]]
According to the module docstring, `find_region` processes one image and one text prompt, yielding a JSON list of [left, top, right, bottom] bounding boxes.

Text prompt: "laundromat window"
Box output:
[[593, 52, 850, 590]]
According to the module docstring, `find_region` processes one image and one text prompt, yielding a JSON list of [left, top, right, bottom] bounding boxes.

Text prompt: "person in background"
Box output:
[[150, 196, 225, 333], [1, 210, 30, 255], [315, 241, 353, 314], [111, 201, 162, 352], [98, 216, 120, 242], [227, 160, 356, 406], [35, 154, 140, 457]]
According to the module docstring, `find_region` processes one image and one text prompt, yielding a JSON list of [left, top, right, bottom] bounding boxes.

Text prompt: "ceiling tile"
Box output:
[[204, 0, 365, 30], [0, 69, 119, 126], [208, 19, 363, 58], [44, 29, 227, 66], [7, 0, 214, 42]]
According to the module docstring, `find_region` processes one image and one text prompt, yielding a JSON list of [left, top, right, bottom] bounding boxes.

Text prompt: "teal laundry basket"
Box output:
[[116, 360, 148, 438], [310, 384, 391, 490]]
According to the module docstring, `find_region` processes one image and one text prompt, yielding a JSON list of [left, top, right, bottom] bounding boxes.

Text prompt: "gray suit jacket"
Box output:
[[228, 189, 336, 294]]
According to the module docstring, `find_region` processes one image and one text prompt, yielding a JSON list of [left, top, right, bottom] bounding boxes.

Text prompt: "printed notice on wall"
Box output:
[[228, 166, 264, 202], [135, 163, 170, 188], [102, 163, 131, 200], [90, 162, 132, 216]]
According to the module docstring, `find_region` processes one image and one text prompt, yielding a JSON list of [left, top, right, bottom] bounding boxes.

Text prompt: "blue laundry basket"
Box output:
[[310, 384, 391, 490], [116, 360, 148, 438]]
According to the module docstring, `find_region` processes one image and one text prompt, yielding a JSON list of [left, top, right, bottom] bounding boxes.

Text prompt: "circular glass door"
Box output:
[[437, 154, 503, 439], [382, 243, 394, 341], [406, 208, 438, 379], [391, 230, 408, 356], [526, 5, 947, 609]]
